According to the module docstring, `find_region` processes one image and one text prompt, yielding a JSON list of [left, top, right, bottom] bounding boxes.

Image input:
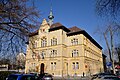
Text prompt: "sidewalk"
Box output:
[[53, 76, 92, 80]]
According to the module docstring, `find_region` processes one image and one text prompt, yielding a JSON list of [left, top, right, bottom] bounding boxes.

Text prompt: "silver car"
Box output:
[[95, 75, 119, 80]]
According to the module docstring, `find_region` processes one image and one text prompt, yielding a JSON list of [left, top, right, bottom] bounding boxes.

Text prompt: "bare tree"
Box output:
[[115, 44, 120, 63], [96, 0, 120, 19], [95, 0, 120, 73], [0, 0, 40, 59], [95, 22, 120, 73]]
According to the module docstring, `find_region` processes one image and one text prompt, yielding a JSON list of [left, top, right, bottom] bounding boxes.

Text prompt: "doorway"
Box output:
[[40, 63, 44, 74]]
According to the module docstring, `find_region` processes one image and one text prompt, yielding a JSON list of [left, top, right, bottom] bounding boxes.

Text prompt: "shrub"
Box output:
[[0, 71, 19, 80]]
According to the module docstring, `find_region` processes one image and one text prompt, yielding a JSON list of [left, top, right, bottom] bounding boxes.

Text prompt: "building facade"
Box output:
[[25, 19, 103, 76]]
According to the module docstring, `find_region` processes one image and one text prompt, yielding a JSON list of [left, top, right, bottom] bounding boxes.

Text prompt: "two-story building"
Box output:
[[25, 9, 103, 76]]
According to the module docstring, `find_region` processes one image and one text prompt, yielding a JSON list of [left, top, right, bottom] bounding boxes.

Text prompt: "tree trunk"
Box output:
[[103, 33, 112, 62], [110, 29, 115, 74]]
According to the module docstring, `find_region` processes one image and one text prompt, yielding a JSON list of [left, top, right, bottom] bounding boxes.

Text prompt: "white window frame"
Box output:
[[41, 38, 47, 47], [51, 62, 56, 70], [72, 49, 79, 57], [51, 38, 57, 46], [72, 62, 75, 69], [72, 62, 79, 70], [71, 38, 78, 45], [51, 50, 57, 57]]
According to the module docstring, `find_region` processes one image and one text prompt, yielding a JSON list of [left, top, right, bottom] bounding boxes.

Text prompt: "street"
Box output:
[[53, 76, 92, 80]]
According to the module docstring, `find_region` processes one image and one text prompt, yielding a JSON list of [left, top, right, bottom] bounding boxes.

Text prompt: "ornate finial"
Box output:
[[48, 2, 54, 26]]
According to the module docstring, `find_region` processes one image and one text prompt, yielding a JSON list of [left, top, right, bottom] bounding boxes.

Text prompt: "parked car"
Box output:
[[95, 75, 119, 80], [116, 71, 120, 78], [6, 74, 37, 80], [37, 73, 53, 80], [92, 72, 116, 80]]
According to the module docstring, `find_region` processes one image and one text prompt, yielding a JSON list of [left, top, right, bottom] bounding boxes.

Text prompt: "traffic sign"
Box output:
[[106, 62, 112, 66]]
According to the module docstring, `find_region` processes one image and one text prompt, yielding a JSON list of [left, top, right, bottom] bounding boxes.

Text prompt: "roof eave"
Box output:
[[49, 26, 70, 32]]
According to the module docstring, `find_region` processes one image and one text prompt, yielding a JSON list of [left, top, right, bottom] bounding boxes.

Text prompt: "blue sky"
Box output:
[[34, 0, 107, 49]]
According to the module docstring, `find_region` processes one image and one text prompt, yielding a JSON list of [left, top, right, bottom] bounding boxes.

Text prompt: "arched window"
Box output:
[[71, 38, 78, 45], [51, 38, 57, 46], [41, 37, 47, 47], [72, 49, 79, 57]]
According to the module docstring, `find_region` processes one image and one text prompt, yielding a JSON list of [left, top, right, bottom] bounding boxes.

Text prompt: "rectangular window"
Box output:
[[72, 50, 79, 57], [54, 62, 56, 69], [76, 62, 79, 69], [51, 62, 53, 70], [41, 38, 47, 47], [51, 62, 56, 70], [72, 62, 75, 69], [72, 62, 79, 70], [51, 38, 57, 46], [71, 38, 78, 45], [50, 50, 57, 57]]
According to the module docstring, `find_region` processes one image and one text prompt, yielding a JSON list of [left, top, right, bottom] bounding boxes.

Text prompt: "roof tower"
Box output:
[[48, 3, 54, 26]]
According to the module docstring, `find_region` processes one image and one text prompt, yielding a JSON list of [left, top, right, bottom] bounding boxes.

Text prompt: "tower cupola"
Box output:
[[48, 6, 54, 26]]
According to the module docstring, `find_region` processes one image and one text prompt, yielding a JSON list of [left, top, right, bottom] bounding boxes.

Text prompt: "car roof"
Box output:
[[9, 74, 34, 76], [9, 74, 21, 76]]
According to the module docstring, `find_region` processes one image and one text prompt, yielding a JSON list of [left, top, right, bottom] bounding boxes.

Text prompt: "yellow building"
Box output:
[[25, 10, 103, 76]]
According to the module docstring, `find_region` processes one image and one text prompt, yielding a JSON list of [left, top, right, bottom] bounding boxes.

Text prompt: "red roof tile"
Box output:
[[50, 22, 64, 28], [69, 26, 82, 32]]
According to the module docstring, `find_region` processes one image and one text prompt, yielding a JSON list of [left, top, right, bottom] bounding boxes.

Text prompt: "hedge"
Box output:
[[0, 71, 19, 80]]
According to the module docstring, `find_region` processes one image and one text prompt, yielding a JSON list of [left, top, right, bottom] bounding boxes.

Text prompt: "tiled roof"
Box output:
[[29, 30, 38, 37], [49, 22, 70, 32], [29, 22, 65, 37], [69, 26, 82, 32], [50, 22, 63, 28], [29, 24, 82, 37]]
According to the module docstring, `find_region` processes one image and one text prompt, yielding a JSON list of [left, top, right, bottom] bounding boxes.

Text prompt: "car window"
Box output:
[[104, 77, 119, 80], [21, 76, 35, 80], [8, 75, 18, 80]]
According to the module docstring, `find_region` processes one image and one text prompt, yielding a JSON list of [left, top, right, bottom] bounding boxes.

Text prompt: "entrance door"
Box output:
[[40, 63, 44, 74]]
